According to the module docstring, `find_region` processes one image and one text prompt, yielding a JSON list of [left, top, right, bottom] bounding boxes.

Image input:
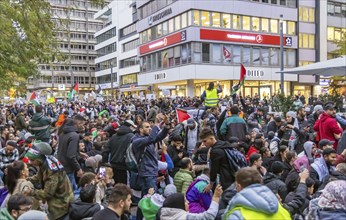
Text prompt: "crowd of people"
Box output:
[[0, 89, 345, 220]]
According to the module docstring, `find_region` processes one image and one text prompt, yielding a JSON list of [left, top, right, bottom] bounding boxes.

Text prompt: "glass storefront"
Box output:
[[242, 81, 290, 99]]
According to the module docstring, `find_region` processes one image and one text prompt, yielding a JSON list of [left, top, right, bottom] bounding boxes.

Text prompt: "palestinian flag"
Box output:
[[231, 64, 246, 94], [68, 82, 79, 100], [176, 109, 190, 123], [29, 91, 40, 106]]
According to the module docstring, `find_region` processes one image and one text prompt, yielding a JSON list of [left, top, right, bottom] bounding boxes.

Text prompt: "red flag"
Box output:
[[223, 46, 231, 60], [73, 82, 79, 93], [239, 64, 246, 86], [176, 109, 190, 123]]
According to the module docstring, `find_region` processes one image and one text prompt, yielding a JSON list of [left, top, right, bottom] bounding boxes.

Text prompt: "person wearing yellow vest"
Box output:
[[201, 82, 222, 108], [223, 167, 310, 220]]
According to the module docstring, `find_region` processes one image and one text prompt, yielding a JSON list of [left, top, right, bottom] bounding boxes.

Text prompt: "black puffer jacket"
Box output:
[[69, 200, 103, 220], [102, 125, 134, 170], [57, 119, 81, 173], [263, 172, 287, 201]]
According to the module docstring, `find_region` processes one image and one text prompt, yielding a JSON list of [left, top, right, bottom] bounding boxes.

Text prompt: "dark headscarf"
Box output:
[[162, 193, 185, 210]]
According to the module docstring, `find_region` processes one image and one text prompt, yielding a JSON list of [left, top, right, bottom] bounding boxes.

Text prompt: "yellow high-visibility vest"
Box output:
[[205, 89, 218, 107]]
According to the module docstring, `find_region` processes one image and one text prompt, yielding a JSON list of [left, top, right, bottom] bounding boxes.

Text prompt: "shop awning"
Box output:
[[277, 56, 346, 76]]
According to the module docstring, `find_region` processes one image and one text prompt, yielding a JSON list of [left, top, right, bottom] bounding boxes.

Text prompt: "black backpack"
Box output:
[[224, 148, 247, 175]]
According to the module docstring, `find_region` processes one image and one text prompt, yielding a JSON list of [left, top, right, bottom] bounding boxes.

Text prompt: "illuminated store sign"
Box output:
[[149, 8, 172, 25], [200, 29, 292, 46], [140, 30, 186, 55]]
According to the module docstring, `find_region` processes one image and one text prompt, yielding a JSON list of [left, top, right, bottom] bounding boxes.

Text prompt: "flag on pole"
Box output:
[[97, 85, 103, 94], [29, 91, 40, 106], [68, 82, 79, 100], [231, 64, 246, 94], [176, 109, 191, 123], [223, 46, 231, 63]]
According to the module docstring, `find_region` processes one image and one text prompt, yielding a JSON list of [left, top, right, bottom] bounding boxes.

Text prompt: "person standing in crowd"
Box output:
[[25, 142, 73, 220], [92, 184, 132, 220], [14, 108, 27, 132], [29, 105, 56, 143], [57, 118, 84, 193], [247, 108, 265, 131], [201, 82, 222, 108], [102, 120, 136, 184], [314, 103, 343, 149], [220, 106, 247, 142], [147, 100, 160, 122], [132, 116, 170, 196], [184, 118, 200, 157]]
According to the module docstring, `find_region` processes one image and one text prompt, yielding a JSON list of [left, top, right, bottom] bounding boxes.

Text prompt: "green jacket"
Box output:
[[14, 113, 27, 131], [29, 113, 56, 141], [29, 162, 73, 220], [174, 169, 194, 195], [0, 208, 14, 220]]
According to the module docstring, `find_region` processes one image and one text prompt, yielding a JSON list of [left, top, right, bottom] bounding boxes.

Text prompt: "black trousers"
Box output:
[[112, 167, 127, 185]]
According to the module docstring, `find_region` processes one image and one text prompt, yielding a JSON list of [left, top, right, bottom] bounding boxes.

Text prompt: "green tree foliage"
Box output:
[[0, 0, 58, 88], [271, 93, 294, 116], [333, 30, 346, 56]]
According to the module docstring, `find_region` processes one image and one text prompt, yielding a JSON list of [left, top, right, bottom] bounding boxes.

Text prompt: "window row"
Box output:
[[51, 8, 94, 19], [249, 0, 296, 7], [121, 73, 138, 85], [96, 27, 116, 44], [60, 43, 94, 50], [37, 75, 97, 84], [327, 27, 346, 41], [97, 43, 117, 57], [298, 33, 315, 49], [140, 10, 296, 44], [120, 57, 139, 69], [298, 7, 315, 22], [70, 55, 96, 61], [123, 39, 139, 52], [328, 1, 346, 17], [139, 0, 176, 19], [120, 23, 137, 38], [49, 0, 102, 10], [97, 73, 117, 84], [96, 58, 117, 71], [140, 43, 296, 73], [39, 65, 96, 72]]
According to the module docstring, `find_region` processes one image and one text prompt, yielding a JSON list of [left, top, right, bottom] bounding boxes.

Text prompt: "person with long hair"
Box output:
[[2, 161, 36, 209]]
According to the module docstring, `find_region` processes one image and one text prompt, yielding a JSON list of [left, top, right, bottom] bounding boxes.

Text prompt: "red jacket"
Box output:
[[246, 146, 258, 163], [313, 113, 343, 149]]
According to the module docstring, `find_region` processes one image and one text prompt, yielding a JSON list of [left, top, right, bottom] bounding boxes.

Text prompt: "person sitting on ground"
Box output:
[[263, 161, 288, 201], [249, 153, 267, 177], [173, 158, 194, 195], [0, 193, 33, 220], [158, 185, 223, 220], [17, 210, 48, 220]]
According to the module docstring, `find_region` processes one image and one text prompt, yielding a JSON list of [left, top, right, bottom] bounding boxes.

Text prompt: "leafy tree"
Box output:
[[332, 30, 346, 56], [271, 93, 294, 116]]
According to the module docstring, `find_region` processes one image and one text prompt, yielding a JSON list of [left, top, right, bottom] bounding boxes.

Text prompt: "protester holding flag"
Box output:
[[232, 64, 246, 95], [28, 105, 57, 143], [68, 82, 79, 101], [201, 82, 222, 108]]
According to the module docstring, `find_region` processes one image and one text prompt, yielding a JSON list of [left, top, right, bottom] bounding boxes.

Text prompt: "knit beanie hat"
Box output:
[[271, 161, 285, 174], [18, 210, 47, 220], [85, 157, 97, 170], [163, 184, 177, 198], [313, 105, 323, 113], [162, 193, 185, 210], [139, 194, 165, 220]]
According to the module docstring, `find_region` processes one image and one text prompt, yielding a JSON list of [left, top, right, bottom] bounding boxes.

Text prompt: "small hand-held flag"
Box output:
[[29, 91, 40, 106], [176, 109, 191, 123], [68, 82, 79, 100], [231, 64, 246, 94]]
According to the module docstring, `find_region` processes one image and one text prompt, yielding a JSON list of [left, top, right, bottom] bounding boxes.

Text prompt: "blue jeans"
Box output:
[[67, 172, 78, 192], [136, 175, 157, 220]]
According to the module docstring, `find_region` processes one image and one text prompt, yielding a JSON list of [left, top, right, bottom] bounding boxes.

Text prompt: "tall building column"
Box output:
[[186, 79, 194, 97]]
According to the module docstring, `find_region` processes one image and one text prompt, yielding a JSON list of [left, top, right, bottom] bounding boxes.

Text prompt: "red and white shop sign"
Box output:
[[200, 29, 292, 46], [139, 30, 186, 55]]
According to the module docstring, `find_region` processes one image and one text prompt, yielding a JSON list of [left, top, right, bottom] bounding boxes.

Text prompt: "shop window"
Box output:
[[212, 12, 221, 27], [162, 21, 168, 35], [181, 12, 187, 28], [212, 44, 221, 63], [162, 50, 168, 68], [187, 11, 192, 26], [232, 45, 241, 64], [270, 48, 278, 66], [287, 50, 295, 67], [158, 52, 162, 69], [168, 48, 174, 67], [233, 15, 241, 29], [271, 0, 277, 4], [201, 11, 210, 26], [242, 47, 251, 64], [174, 46, 181, 65], [202, 43, 210, 63], [152, 53, 157, 70], [181, 44, 191, 64], [261, 18, 269, 32], [168, 18, 174, 33], [222, 45, 232, 64], [193, 42, 201, 63], [280, 0, 286, 6], [157, 24, 162, 37], [222, 14, 231, 28], [261, 48, 269, 66], [147, 55, 151, 71], [147, 29, 152, 42], [253, 47, 260, 65], [242, 16, 250, 30], [175, 15, 180, 31], [270, 19, 278, 33], [193, 10, 200, 26], [252, 17, 260, 31], [141, 57, 146, 72], [287, 21, 295, 35]]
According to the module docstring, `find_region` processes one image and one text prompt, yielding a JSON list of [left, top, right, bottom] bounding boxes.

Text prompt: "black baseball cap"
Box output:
[[324, 104, 336, 111], [318, 139, 335, 148]]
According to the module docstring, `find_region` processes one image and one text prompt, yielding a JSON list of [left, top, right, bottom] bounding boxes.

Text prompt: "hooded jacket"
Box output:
[[102, 126, 134, 170], [223, 184, 291, 220], [29, 113, 54, 141], [69, 200, 103, 220], [57, 120, 81, 173], [314, 112, 343, 149], [186, 174, 212, 213], [263, 172, 288, 201], [220, 115, 247, 142]]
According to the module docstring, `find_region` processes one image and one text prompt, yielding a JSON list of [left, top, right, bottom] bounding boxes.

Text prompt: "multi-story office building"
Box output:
[[135, 0, 345, 98], [94, 0, 142, 98], [27, 0, 105, 97]]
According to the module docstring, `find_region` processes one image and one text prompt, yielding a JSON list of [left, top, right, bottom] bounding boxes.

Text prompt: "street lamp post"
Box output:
[[280, 14, 284, 94], [110, 62, 114, 99]]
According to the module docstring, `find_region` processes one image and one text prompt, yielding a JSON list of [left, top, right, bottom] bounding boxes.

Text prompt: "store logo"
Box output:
[[247, 70, 264, 77], [149, 38, 167, 49], [256, 35, 263, 43], [148, 8, 172, 25], [285, 37, 292, 46], [155, 73, 167, 80]]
